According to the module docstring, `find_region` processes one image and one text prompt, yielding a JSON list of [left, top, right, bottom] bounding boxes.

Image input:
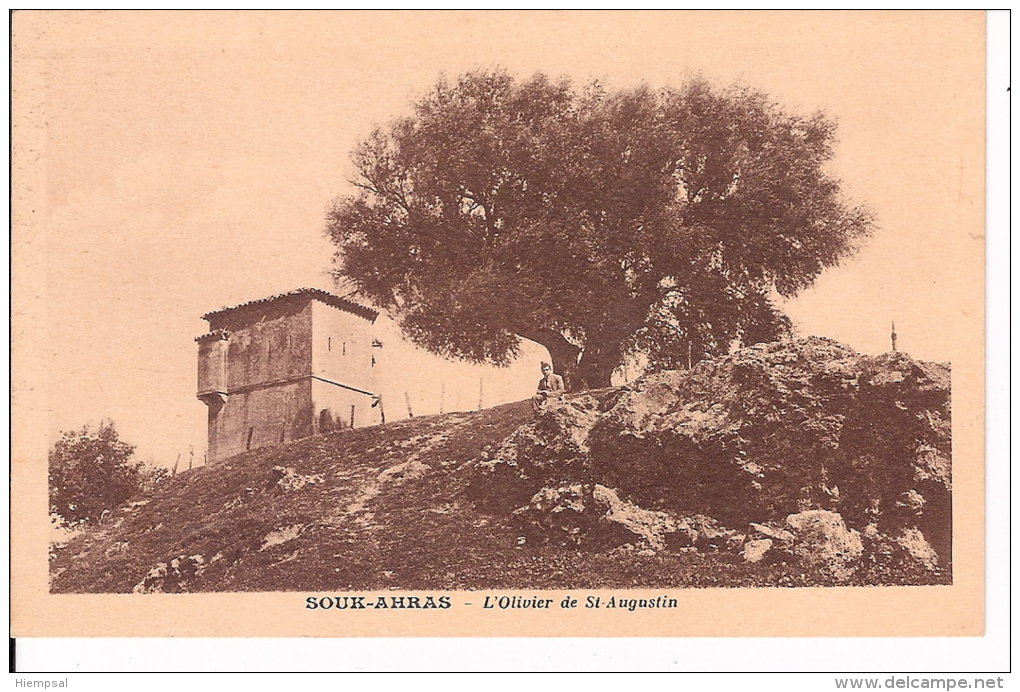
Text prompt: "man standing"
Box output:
[[531, 361, 566, 413]]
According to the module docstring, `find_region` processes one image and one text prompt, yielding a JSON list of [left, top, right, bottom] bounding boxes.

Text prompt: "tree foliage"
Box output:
[[48, 421, 161, 526], [326, 70, 872, 388]]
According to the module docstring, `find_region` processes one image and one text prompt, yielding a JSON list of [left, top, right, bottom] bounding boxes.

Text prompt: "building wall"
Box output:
[[200, 297, 388, 463], [310, 300, 377, 393], [196, 336, 228, 396], [211, 300, 314, 390], [309, 379, 378, 431], [201, 299, 315, 463], [309, 300, 379, 431], [206, 379, 313, 461]]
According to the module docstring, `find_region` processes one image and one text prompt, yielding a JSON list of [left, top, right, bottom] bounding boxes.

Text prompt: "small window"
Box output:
[[342, 342, 346, 356], [328, 337, 332, 351]]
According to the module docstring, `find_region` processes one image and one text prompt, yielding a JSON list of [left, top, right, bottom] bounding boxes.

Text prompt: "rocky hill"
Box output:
[[50, 337, 951, 593]]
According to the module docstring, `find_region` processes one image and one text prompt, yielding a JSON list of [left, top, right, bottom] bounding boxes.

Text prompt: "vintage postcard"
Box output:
[[11, 10, 986, 638]]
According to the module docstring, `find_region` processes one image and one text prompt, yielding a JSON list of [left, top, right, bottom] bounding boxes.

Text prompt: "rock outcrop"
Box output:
[[470, 337, 951, 579]]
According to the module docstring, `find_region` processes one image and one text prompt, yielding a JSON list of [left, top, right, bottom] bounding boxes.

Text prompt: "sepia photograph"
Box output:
[[11, 10, 987, 641]]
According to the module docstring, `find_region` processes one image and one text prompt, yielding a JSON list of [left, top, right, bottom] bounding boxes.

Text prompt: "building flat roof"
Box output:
[[202, 288, 379, 322]]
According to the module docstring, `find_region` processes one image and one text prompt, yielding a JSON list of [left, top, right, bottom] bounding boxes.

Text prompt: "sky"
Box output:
[[14, 11, 985, 466]]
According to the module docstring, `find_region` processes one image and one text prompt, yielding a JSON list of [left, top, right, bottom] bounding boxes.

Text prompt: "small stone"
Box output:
[[741, 538, 773, 563]]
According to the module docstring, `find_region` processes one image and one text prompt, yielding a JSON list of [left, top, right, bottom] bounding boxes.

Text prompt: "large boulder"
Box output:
[[467, 392, 620, 511], [784, 510, 864, 581]]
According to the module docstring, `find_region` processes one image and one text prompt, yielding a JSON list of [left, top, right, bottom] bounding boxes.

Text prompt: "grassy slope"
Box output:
[[51, 398, 920, 593]]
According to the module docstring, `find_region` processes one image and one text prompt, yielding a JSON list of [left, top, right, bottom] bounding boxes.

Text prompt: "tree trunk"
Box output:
[[574, 347, 618, 390], [520, 328, 623, 392]]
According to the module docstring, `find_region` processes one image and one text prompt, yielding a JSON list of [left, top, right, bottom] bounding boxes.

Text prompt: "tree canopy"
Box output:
[[49, 421, 166, 526], [326, 70, 872, 388]]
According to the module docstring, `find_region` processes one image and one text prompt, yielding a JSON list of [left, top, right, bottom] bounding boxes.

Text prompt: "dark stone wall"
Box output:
[[207, 379, 314, 461], [196, 338, 227, 395], [216, 300, 314, 390], [203, 300, 314, 462]]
